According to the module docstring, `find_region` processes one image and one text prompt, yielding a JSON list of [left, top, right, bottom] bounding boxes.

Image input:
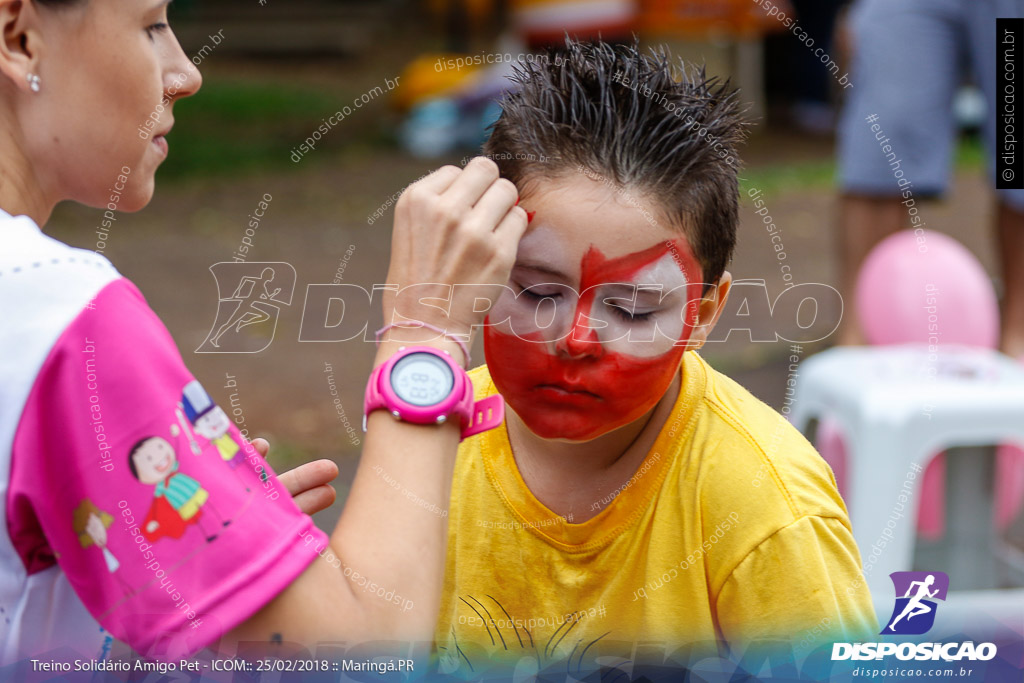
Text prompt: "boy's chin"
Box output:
[[517, 410, 643, 443]]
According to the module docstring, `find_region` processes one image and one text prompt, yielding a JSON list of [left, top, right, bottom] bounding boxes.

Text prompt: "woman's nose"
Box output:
[[167, 62, 202, 100], [165, 36, 203, 101]]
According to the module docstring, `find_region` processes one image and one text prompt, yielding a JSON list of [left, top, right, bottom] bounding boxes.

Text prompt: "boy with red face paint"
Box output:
[[433, 40, 877, 676]]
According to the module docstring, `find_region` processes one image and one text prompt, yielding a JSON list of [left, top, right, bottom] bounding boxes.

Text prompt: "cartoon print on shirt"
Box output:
[[171, 402, 202, 455], [438, 595, 612, 677], [73, 499, 136, 596], [180, 380, 251, 492], [73, 500, 120, 572], [128, 436, 230, 543]]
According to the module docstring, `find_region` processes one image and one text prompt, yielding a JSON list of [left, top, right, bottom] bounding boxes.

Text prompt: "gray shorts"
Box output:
[[838, 0, 1024, 209]]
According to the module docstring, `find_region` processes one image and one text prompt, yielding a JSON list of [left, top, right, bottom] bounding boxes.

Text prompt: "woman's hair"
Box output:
[[484, 39, 748, 287]]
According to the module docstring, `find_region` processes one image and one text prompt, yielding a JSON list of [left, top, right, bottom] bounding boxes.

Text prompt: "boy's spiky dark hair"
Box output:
[[484, 39, 747, 287]]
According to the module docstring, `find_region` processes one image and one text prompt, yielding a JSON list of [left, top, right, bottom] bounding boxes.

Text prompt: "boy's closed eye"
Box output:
[[606, 304, 655, 322], [513, 281, 565, 301], [513, 280, 663, 323], [601, 286, 664, 323]]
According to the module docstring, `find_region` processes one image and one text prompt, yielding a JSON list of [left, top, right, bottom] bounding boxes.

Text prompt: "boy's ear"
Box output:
[[687, 271, 732, 349], [0, 0, 41, 94]]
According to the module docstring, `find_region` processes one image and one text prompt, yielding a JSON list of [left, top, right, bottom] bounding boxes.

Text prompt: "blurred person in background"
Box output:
[[837, 0, 1024, 355], [764, 0, 846, 134]]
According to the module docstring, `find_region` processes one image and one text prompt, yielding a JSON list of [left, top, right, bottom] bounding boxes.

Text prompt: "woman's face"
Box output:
[[15, 0, 201, 211], [483, 172, 725, 443]]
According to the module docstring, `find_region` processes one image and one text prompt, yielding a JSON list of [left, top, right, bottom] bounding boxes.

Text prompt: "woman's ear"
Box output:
[[687, 271, 733, 349], [0, 0, 41, 94]]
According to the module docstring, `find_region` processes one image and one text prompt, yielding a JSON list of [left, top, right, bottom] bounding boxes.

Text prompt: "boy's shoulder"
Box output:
[[683, 352, 850, 535]]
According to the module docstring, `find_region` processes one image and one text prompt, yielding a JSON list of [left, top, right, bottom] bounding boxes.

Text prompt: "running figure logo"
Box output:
[[882, 571, 949, 635], [197, 262, 296, 353]]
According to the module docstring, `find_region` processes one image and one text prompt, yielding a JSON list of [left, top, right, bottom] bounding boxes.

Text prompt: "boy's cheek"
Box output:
[[482, 327, 548, 389], [488, 294, 571, 343], [484, 327, 686, 441]]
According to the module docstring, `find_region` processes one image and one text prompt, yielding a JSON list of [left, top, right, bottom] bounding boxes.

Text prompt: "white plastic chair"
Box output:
[[789, 345, 1024, 600]]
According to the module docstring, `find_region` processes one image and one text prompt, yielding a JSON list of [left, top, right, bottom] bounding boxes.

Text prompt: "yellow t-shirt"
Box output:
[[435, 352, 877, 674]]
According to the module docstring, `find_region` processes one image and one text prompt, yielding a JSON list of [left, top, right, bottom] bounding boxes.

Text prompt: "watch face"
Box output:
[[390, 352, 456, 406]]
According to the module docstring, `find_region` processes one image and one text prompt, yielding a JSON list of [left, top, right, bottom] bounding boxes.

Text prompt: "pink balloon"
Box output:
[[855, 230, 999, 348], [826, 231, 1023, 536]]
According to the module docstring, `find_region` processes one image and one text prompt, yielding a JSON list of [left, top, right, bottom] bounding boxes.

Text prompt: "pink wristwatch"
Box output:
[[363, 346, 505, 440]]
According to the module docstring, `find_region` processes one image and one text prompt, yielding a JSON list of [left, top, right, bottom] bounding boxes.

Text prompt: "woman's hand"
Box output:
[[252, 438, 338, 516], [381, 157, 528, 352]]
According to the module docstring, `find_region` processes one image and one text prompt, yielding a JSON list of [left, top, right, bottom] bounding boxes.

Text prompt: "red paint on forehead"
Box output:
[[578, 238, 702, 290]]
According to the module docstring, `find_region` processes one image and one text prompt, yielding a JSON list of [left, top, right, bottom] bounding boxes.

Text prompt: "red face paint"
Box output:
[[485, 240, 703, 441]]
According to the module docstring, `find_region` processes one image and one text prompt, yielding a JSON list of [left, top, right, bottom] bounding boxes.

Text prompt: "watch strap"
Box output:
[[461, 394, 505, 439]]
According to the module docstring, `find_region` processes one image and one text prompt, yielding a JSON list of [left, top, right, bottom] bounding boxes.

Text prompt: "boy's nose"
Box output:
[[556, 307, 605, 360]]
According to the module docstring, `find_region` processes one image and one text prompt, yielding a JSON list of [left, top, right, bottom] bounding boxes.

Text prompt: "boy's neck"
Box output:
[[505, 372, 681, 523]]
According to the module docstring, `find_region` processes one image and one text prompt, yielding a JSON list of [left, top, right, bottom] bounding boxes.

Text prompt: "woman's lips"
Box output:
[[152, 135, 169, 157]]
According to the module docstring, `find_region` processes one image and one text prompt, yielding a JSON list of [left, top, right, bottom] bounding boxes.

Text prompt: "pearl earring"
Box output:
[[26, 73, 41, 93]]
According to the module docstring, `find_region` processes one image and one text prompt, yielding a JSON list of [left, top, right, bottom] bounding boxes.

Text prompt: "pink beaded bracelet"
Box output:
[[374, 320, 472, 368]]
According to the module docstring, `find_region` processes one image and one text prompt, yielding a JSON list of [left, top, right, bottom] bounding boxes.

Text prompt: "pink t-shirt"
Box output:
[[0, 210, 328, 664]]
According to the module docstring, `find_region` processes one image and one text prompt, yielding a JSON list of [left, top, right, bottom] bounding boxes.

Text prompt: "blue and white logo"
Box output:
[[881, 571, 949, 635]]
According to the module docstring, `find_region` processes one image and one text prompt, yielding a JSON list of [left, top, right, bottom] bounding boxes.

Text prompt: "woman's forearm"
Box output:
[[223, 158, 526, 650], [329, 335, 464, 639]]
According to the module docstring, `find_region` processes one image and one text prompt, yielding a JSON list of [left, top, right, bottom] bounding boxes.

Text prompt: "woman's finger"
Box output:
[[493, 205, 530, 243], [442, 156, 501, 210], [413, 164, 462, 195], [468, 178, 520, 235]]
